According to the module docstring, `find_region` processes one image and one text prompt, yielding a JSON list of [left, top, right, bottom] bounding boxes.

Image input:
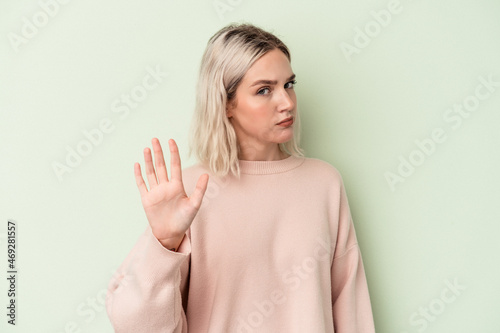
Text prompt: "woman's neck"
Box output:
[[238, 143, 289, 161]]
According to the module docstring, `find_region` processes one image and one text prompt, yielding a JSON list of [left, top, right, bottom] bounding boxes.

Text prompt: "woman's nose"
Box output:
[[277, 89, 295, 112]]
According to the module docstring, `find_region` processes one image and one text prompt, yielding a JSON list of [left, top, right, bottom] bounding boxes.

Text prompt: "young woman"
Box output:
[[106, 23, 375, 333]]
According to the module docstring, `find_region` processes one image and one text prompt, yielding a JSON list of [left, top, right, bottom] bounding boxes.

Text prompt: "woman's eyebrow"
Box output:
[[249, 74, 296, 87]]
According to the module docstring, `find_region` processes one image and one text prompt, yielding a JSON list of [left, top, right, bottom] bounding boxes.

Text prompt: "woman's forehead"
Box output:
[[241, 49, 294, 84]]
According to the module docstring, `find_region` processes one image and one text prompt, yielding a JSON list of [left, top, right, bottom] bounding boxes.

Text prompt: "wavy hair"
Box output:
[[189, 23, 304, 177]]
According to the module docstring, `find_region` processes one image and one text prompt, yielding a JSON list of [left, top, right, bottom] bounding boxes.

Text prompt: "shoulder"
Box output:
[[181, 163, 210, 188], [180, 163, 205, 193], [182, 162, 209, 178], [300, 157, 343, 184]]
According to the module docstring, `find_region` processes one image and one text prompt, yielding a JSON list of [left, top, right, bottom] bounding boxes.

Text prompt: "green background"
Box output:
[[1, 0, 499, 332]]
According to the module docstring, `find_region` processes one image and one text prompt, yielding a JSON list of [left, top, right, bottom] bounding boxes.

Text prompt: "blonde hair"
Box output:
[[190, 23, 304, 177]]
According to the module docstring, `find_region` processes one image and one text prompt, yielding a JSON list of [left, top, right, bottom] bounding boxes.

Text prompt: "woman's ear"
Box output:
[[226, 99, 235, 118]]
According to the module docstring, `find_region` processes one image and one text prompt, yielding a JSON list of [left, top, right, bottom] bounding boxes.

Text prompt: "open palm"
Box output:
[[134, 138, 209, 249]]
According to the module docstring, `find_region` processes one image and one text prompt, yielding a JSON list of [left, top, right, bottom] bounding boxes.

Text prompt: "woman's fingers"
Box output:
[[143, 147, 158, 189], [190, 174, 209, 210], [134, 162, 148, 196], [169, 139, 183, 182], [152, 138, 169, 183], [136, 138, 183, 193]]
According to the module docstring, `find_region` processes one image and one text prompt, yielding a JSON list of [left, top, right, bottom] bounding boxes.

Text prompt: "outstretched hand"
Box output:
[[134, 138, 209, 250]]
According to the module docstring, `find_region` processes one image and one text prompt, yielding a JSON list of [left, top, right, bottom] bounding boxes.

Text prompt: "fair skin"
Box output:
[[135, 48, 297, 250], [227, 48, 297, 161]]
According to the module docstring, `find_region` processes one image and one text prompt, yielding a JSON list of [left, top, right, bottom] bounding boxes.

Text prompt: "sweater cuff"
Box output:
[[136, 227, 191, 279], [147, 227, 192, 256]]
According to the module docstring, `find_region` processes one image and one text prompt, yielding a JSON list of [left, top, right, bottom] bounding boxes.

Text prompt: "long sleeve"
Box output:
[[106, 157, 376, 332], [106, 226, 191, 333], [331, 178, 375, 333]]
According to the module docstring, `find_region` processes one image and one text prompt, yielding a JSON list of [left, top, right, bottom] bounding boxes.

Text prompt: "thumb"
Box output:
[[189, 174, 209, 210]]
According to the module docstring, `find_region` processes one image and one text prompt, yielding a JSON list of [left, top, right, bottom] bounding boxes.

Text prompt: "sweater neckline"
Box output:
[[238, 155, 305, 175]]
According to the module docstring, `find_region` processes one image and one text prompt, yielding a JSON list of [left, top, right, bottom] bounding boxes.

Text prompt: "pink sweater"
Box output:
[[106, 156, 375, 332]]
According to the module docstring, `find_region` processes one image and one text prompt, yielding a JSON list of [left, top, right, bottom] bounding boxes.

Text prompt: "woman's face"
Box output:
[[227, 48, 297, 160]]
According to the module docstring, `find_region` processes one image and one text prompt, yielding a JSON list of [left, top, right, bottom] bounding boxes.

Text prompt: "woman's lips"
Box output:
[[277, 117, 294, 127]]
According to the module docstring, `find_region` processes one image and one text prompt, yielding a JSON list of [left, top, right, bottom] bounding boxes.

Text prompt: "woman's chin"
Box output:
[[275, 130, 294, 143]]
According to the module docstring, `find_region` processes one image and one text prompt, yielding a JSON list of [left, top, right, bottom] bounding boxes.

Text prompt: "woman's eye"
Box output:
[[257, 87, 270, 95], [285, 80, 297, 89]]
